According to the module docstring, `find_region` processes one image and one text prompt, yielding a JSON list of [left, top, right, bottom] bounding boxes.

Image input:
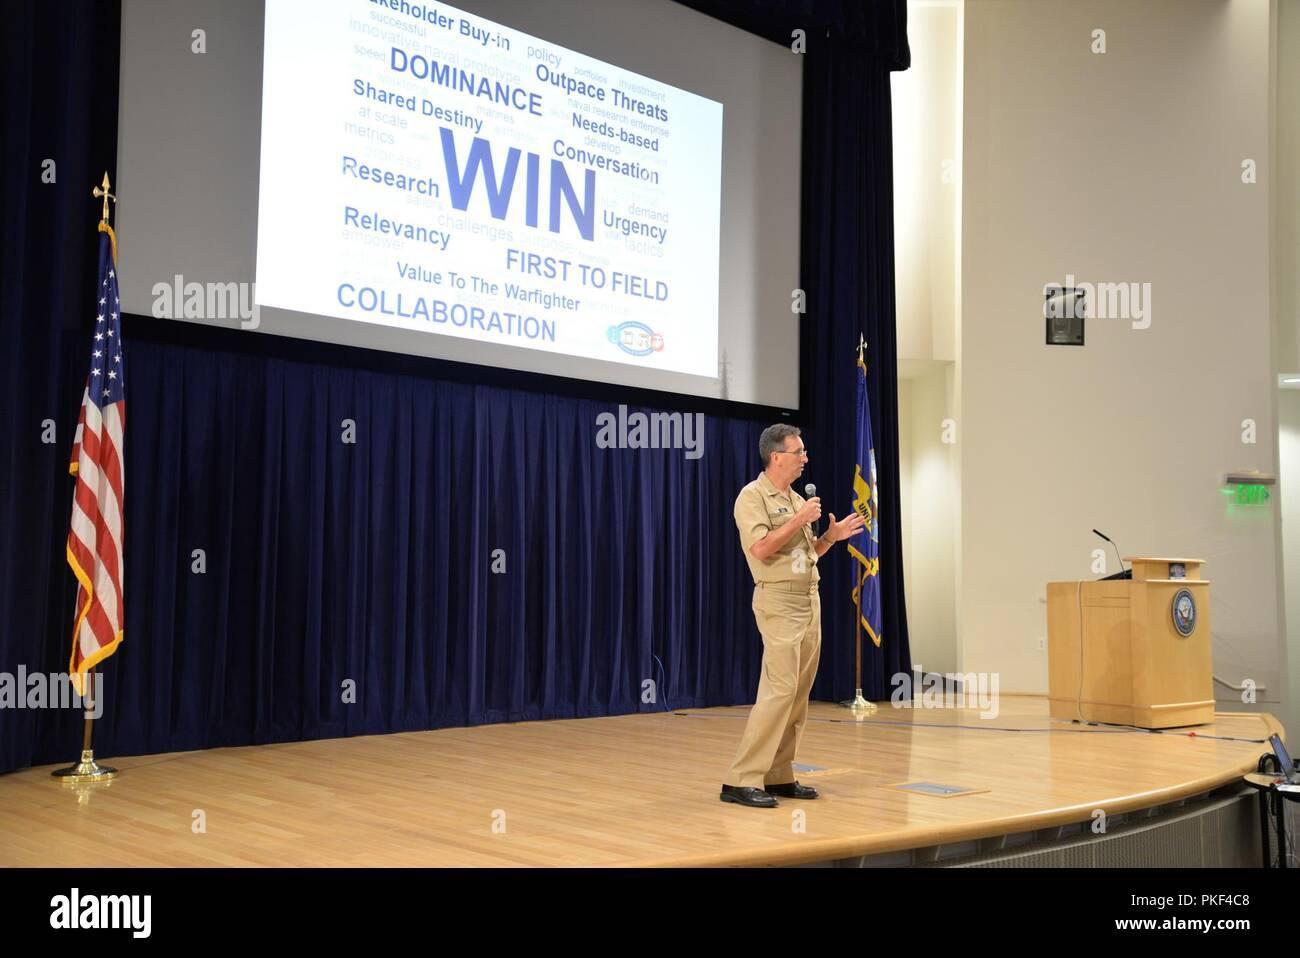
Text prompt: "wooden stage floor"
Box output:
[[0, 697, 1281, 867]]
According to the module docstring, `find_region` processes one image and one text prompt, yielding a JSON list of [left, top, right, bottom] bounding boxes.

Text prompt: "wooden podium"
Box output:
[[1047, 558, 1214, 728]]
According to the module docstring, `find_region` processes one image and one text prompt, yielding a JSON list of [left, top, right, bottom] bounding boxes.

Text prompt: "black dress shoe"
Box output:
[[719, 785, 779, 808], [763, 781, 819, 799]]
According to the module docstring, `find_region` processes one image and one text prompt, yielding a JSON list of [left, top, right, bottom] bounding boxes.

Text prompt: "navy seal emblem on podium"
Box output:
[[1171, 588, 1197, 637]]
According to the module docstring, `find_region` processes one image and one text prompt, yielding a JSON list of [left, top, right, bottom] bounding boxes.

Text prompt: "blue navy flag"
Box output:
[[846, 348, 881, 647]]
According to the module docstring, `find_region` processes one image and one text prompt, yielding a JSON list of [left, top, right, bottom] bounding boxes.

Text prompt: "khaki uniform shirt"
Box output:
[[734, 472, 821, 585]]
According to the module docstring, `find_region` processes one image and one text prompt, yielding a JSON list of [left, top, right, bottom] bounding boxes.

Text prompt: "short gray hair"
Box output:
[[759, 423, 801, 467]]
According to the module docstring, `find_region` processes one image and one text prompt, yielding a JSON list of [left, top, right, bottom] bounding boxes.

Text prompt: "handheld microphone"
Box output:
[[804, 483, 820, 536], [1091, 529, 1130, 580]]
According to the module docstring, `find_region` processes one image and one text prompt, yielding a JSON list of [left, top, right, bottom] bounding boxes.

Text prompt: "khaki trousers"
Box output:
[[727, 581, 822, 789]]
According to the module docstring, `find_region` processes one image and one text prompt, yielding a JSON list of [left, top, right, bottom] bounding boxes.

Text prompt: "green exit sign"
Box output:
[[1222, 483, 1271, 505]]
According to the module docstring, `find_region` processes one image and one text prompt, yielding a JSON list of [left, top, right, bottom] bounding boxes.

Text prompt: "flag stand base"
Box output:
[[839, 690, 878, 712], [51, 749, 117, 784]]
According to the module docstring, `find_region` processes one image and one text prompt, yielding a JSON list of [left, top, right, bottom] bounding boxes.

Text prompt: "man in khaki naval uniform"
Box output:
[[720, 424, 864, 808]]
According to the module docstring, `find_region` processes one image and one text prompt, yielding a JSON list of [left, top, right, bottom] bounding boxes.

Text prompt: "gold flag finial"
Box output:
[[857, 332, 865, 363], [92, 172, 116, 224]]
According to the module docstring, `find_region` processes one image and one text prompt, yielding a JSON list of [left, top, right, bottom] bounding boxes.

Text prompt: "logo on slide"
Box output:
[[607, 322, 664, 357]]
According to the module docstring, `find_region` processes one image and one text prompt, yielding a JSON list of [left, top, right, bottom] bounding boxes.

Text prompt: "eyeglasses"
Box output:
[[775, 448, 809, 459]]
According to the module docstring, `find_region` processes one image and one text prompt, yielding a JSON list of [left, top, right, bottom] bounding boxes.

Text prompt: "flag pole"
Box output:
[[841, 574, 875, 712], [842, 332, 877, 713], [51, 174, 120, 785], [51, 666, 116, 783]]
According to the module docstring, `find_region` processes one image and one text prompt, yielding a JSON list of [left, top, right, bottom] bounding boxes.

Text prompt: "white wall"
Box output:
[[894, 1, 963, 676], [1276, 0, 1300, 745], [899, 377, 915, 606], [1276, 0, 1300, 373], [961, 0, 1281, 706], [1277, 389, 1300, 741], [894, 1, 962, 365], [899, 364, 960, 673]]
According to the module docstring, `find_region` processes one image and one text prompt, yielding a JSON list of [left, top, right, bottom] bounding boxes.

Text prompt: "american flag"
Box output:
[[67, 222, 125, 694]]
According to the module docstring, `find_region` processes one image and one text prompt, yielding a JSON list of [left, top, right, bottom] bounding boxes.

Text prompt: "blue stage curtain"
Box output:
[[79, 342, 783, 759], [675, 0, 910, 68], [685, 0, 914, 700], [4, 317, 784, 771], [0, 0, 910, 774], [0, 1, 127, 773], [798, 31, 914, 701]]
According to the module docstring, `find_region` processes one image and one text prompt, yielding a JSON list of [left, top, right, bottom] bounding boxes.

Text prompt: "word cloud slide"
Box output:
[[256, 0, 724, 375]]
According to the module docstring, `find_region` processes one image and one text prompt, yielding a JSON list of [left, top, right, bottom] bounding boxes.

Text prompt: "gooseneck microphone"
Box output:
[[1091, 529, 1130, 580], [804, 483, 820, 536]]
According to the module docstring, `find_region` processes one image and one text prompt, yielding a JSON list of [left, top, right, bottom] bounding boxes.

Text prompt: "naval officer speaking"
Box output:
[[721, 424, 865, 808]]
